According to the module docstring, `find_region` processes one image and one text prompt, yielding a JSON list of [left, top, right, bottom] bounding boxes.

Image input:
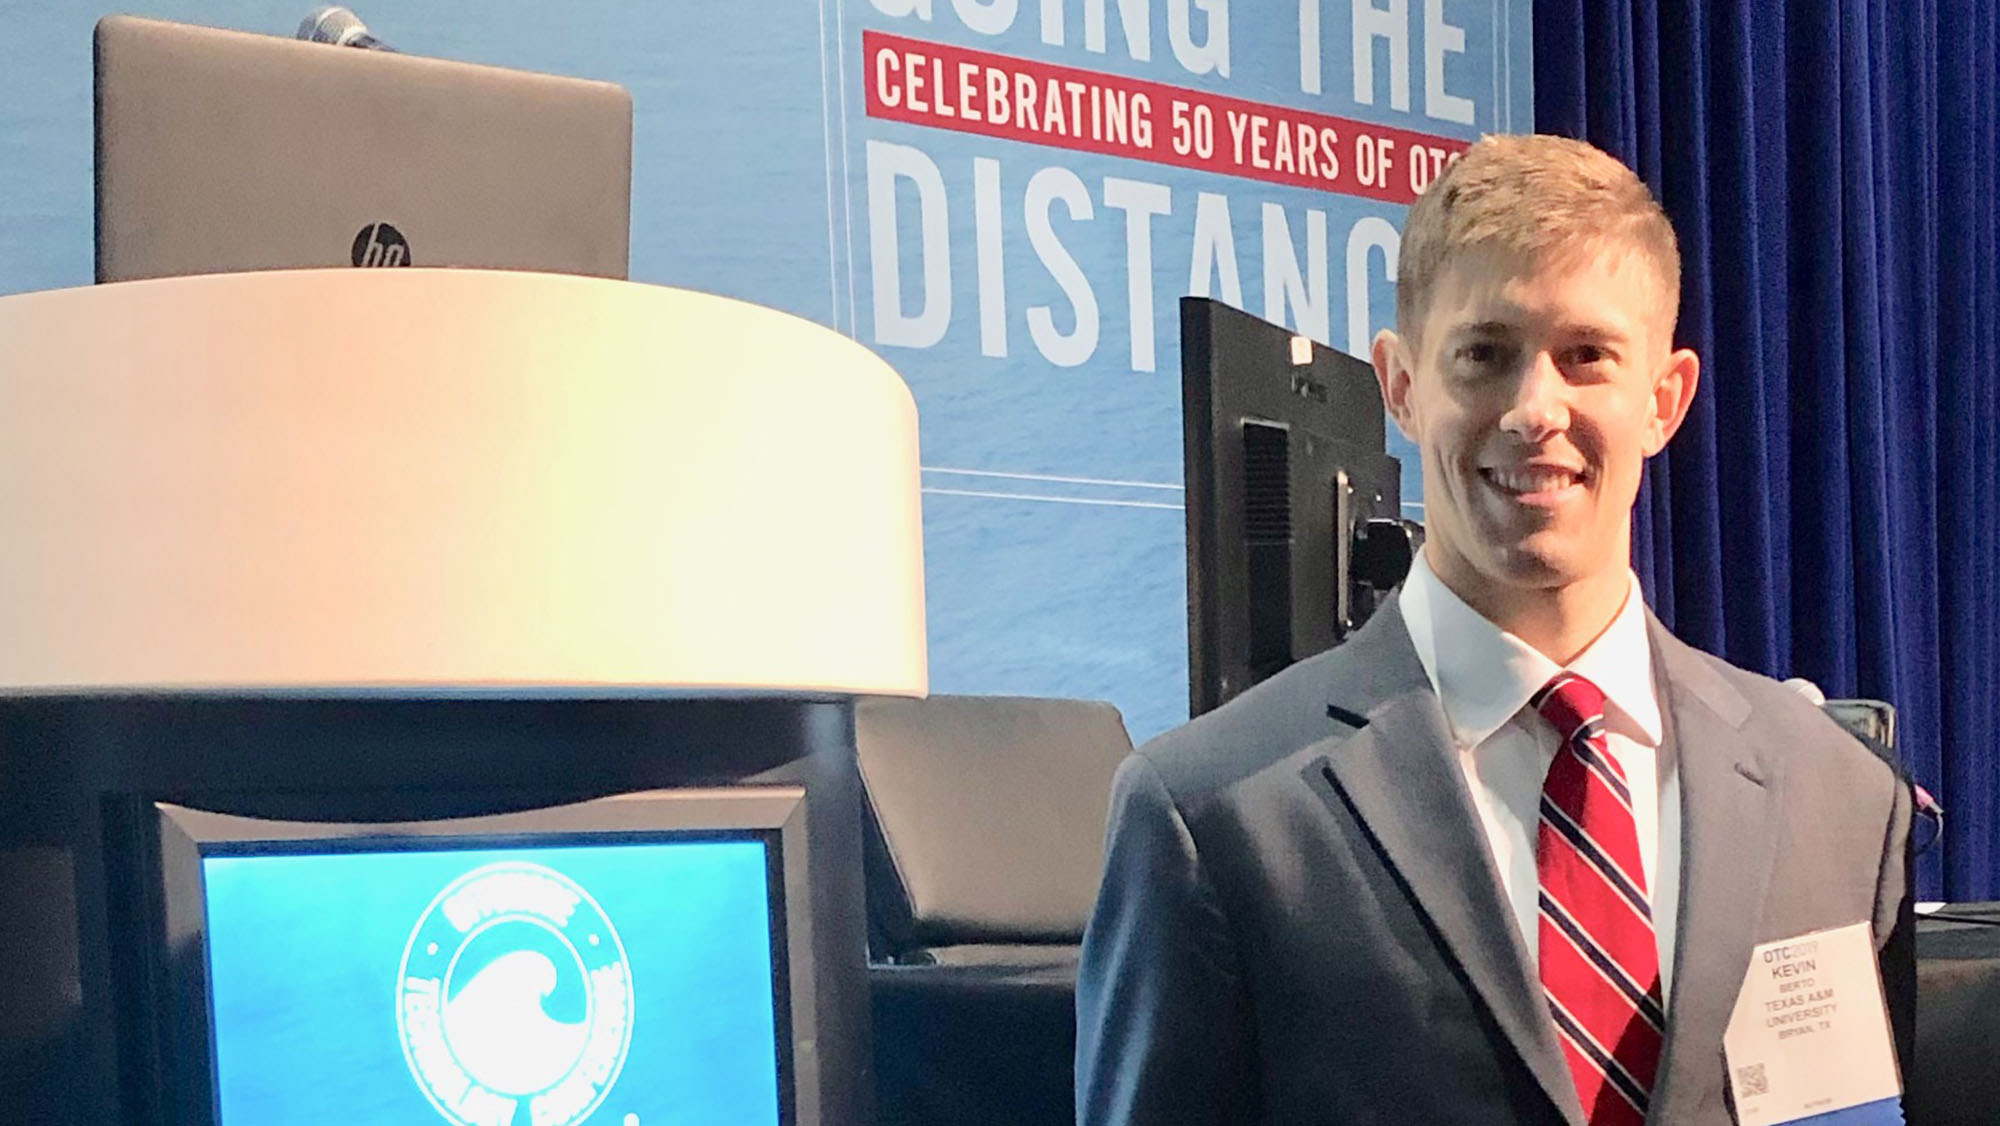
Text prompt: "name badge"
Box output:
[[1722, 921, 1901, 1125]]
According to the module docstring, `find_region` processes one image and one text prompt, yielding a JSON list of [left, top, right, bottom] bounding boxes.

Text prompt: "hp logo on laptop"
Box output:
[[397, 862, 635, 1126], [352, 222, 412, 267]]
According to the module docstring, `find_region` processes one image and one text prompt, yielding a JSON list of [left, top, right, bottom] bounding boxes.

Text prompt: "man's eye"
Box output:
[[1457, 342, 1505, 366], [1567, 344, 1614, 367]]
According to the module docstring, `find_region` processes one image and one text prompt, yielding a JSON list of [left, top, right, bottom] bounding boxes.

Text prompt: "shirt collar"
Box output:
[[1400, 551, 1663, 751]]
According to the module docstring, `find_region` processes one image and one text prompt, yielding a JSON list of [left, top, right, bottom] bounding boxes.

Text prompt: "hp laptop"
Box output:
[[94, 15, 632, 283]]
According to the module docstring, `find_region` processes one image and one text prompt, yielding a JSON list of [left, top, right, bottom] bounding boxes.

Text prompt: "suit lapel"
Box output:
[[1645, 620, 1777, 1125], [1313, 599, 1586, 1126]]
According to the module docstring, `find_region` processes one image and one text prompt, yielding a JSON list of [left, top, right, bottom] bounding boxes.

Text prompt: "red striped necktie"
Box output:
[[1532, 671, 1664, 1126]]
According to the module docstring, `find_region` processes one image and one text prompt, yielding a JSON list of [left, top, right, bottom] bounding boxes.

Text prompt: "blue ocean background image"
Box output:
[[200, 840, 782, 1125]]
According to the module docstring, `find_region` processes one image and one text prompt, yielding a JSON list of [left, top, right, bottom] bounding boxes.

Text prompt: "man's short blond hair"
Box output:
[[1396, 134, 1681, 341]]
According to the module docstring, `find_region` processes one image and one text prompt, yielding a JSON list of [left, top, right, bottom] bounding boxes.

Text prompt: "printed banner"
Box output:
[[829, 0, 1532, 739], [0, 1, 1531, 743]]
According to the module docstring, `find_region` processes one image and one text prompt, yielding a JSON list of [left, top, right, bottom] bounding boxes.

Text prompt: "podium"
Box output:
[[0, 269, 927, 1125]]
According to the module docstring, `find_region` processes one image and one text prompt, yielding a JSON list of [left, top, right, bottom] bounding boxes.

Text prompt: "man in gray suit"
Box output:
[[1076, 134, 1914, 1126]]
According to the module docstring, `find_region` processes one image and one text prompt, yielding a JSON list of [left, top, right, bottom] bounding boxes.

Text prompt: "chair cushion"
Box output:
[[855, 695, 1133, 951]]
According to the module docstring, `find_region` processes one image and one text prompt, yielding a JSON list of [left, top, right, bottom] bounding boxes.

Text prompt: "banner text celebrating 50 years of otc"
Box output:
[[858, 0, 1493, 372]]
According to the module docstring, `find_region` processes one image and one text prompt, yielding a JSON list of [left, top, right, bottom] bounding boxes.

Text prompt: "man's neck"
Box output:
[[1424, 549, 1634, 666]]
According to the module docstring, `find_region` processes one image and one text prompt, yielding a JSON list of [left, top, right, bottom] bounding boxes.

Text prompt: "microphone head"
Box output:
[[1781, 677, 1828, 706], [297, 6, 375, 47]]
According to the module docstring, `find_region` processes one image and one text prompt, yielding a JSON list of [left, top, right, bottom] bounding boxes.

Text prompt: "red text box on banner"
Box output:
[[862, 30, 1471, 205]]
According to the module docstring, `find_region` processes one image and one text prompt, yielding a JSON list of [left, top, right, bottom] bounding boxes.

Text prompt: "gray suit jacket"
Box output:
[[1076, 596, 1914, 1126]]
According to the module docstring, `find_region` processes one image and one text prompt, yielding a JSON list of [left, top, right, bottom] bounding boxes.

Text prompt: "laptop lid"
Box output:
[[94, 15, 632, 283]]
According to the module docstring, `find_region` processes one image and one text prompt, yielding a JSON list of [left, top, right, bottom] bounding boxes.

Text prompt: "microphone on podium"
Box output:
[[1781, 676, 1828, 705], [296, 6, 397, 51]]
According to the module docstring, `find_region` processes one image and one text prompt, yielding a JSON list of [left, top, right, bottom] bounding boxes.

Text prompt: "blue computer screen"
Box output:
[[199, 837, 783, 1126]]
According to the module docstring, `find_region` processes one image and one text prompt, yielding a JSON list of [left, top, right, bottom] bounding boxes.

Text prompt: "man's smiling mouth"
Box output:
[[1480, 466, 1587, 499]]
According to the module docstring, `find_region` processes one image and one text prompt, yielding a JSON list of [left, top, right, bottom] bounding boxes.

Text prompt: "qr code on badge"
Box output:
[[1736, 1063, 1770, 1097]]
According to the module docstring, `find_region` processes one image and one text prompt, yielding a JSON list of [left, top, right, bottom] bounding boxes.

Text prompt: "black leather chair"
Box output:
[[1816, 698, 2000, 1126], [854, 694, 1134, 1126], [1815, 698, 2000, 1126]]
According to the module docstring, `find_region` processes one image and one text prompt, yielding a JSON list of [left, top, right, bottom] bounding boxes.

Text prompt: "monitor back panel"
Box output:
[[95, 15, 632, 283], [1180, 297, 1400, 716]]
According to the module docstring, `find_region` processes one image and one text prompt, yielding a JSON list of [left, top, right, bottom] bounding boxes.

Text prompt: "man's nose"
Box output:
[[1498, 352, 1569, 441]]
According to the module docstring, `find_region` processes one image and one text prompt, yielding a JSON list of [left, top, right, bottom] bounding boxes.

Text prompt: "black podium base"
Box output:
[[0, 693, 871, 1126]]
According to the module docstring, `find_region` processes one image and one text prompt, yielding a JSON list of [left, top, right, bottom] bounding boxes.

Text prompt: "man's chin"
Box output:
[[1476, 538, 1592, 590]]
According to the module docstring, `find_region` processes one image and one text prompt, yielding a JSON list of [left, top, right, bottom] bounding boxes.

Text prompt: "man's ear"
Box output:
[[1371, 329, 1418, 441], [1642, 346, 1701, 456]]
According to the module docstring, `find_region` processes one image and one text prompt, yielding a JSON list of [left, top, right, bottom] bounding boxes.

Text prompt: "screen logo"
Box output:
[[398, 862, 635, 1126], [352, 222, 412, 267]]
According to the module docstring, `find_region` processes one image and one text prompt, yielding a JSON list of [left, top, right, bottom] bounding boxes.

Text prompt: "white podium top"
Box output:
[[0, 269, 927, 696]]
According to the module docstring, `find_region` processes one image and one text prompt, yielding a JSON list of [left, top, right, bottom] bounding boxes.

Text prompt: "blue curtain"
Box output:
[[1534, 0, 2000, 899]]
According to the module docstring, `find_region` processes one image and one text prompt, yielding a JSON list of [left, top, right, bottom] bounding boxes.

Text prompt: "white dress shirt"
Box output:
[[1398, 552, 1681, 1001]]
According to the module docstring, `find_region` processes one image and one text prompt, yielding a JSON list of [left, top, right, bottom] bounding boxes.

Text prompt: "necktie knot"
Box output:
[[1533, 671, 1610, 748]]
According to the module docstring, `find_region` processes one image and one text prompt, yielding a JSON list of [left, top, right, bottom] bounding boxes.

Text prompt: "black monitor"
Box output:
[[137, 787, 811, 1126], [1180, 297, 1418, 717]]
